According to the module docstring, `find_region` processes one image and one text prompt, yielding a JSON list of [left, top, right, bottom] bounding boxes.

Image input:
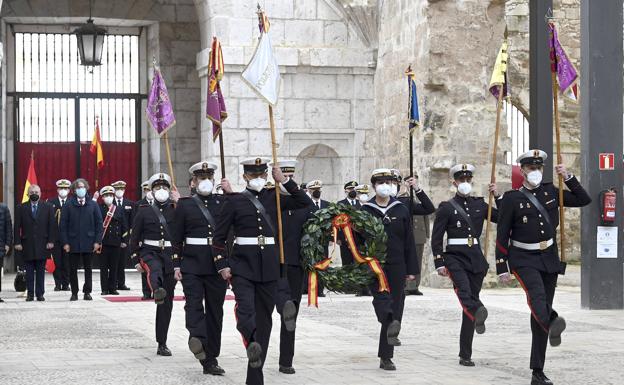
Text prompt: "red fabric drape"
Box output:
[[16, 142, 139, 202]]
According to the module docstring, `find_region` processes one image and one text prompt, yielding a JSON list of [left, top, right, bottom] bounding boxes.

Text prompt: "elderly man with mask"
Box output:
[[495, 150, 590, 385], [131, 173, 180, 356], [14, 184, 56, 301], [172, 161, 232, 375], [211, 157, 310, 385]]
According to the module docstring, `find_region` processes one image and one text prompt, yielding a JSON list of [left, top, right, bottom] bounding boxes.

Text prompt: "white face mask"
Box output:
[[457, 182, 472, 196], [146, 191, 154, 201], [58, 189, 69, 198], [248, 177, 266, 192], [196, 179, 214, 195], [358, 194, 369, 202], [114, 190, 124, 199], [103, 196, 114, 206], [154, 189, 169, 203], [526, 170, 543, 187], [375, 184, 392, 198], [390, 184, 398, 197]]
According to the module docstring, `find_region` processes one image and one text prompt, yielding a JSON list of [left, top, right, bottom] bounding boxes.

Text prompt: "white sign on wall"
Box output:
[[596, 226, 618, 259]]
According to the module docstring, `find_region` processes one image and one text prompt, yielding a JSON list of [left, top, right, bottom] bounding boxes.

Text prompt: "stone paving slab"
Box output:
[[0, 271, 622, 385]]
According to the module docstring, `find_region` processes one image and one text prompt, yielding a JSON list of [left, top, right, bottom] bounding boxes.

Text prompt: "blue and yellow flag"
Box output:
[[406, 68, 420, 134]]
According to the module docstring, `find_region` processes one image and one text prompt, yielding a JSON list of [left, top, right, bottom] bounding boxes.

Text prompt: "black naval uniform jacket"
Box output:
[[337, 198, 361, 208], [99, 205, 128, 247], [431, 194, 499, 274], [130, 199, 178, 273], [211, 179, 312, 282], [114, 198, 136, 236], [397, 189, 436, 217], [172, 194, 225, 275], [282, 205, 314, 266], [362, 197, 419, 275], [495, 176, 591, 275]]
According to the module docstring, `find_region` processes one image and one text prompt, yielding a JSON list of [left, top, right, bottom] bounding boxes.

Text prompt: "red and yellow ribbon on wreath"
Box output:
[[307, 213, 390, 307]]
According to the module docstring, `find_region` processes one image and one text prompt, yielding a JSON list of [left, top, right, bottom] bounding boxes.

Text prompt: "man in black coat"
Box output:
[[99, 186, 129, 295], [112, 180, 135, 291], [275, 160, 314, 375], [0, 202, 13, 302], [303, 179, 329, 297], [212, 158, 310, 385], [431, 164, 499, 367], [131, 173, 180, 356], [48, 178, 72, 291], [495, 150, 591, 385], [172, 161, 232, 375], [60, 178, 103, 301], [14, 184, 57, 301]]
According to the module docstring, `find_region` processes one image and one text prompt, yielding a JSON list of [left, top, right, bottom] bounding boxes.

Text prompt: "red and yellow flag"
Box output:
[[21, 151, 38, 203], [90, 117, 104, 169]]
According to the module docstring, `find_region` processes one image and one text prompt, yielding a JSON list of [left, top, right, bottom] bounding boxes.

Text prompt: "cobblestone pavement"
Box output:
[[0, 271, 622, 385]]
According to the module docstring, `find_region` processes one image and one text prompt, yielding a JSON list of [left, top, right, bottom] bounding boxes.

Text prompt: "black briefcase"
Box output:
[[14, 270, 27, 292]]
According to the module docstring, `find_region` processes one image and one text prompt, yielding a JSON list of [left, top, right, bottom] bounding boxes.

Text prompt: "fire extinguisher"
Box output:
[[599, 188, 617, 225]]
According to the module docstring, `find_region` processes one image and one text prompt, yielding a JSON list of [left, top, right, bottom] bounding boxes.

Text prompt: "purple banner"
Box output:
[[146, 68, 176, 136], [548, 23, 579, 102]]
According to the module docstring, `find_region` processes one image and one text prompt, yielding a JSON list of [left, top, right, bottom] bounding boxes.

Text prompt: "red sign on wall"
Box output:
[[599, 153, 615, 170]]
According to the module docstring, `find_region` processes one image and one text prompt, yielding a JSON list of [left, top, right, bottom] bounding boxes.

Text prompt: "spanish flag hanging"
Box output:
[[21, 151, 38, 203], [90, 117, 104, 169]]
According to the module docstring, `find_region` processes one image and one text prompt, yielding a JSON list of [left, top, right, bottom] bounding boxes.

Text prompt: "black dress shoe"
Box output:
[[153, 288, 167, 305], [141, 294, 152, 301], [279, 365, 296, 374], [54, 286, 61, 292], [414, 289, 423, 296], [118, 285, 131, 291], [395, 338, 402, 346], [83, 293, 93, 301], [0, 298, 4, 303], [109, 290, 120, 295], [548, 316, 566, 347], [246, 342, 263, 368], [459, 357, 475, 367], [474, 306, 488, 335], [201, 360, 225, 375], [70, 294, 78, 301], [282, 300, 297, 332], [188, 337, 207, 360], [26, 296, 34, 302], [61, 285, 70, 291], [37, 296, 45, 302], [317, 292, 326, 297], [379, 358, 396, 371], [387, 320, 401, 346], [101, 291, 109, 295], [531, 370, 553, 385], [157, 344, 172, 356]]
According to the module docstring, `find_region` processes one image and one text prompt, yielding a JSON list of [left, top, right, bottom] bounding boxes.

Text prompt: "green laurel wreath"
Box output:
[[300, 203, 388, 293]]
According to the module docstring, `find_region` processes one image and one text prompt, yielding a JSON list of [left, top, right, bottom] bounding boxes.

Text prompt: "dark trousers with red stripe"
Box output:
[[446, 261, 485, 360], [182, 273, 227, 363], [370, 264, 406, 359], [513, 266, 559, 370], [231, 275, 276, 385], [140, 254, 177, 344], [279, 265, 304, 367]]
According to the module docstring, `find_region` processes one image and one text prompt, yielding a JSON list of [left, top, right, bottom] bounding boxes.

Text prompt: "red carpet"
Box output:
[[104, 295, 235, 303]]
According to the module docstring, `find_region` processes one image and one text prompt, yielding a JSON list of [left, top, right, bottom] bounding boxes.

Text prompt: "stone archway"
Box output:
[[296, 143, 342, 202]]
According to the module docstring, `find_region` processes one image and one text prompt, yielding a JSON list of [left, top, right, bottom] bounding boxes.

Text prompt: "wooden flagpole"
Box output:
[[268, 105, 286, 266], [163, 132, 177, 189], [551, 71, 566, 262], [219, 133, 226, 179], [484, 86, 504, 259]]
